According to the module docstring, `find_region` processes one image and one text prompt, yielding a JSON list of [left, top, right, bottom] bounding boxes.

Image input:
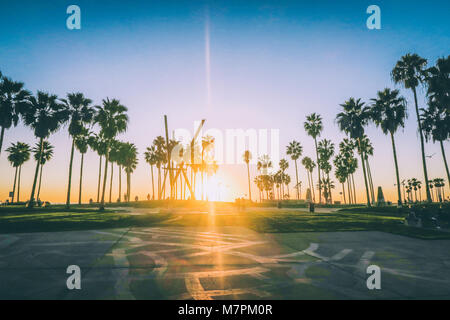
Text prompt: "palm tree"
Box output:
[[392, 53, 432, 202], [108, 139, 121, 203], [153, 136, 166, 200], [334, 154, 348, 204], [336, 98, 372, 207], [243, 150, 252, 201], [279, 159, 289, 199], [6, 142, 31, 203], [22, 92, 69, 207], [121, 142, 138, 202], [61, 93, 95, 208], [74, 128, 90, 204], [286, 140, 303, 199], [94, 98, 129, 210], [0, 74, 31, 157], [423, 56, 450, 190], [304, 113, 323, 203], [370, 88, 407, 206], [301, 156, 316, 202], [32, 141, 54, 201], [88, 133, 108, 203], [317, 139, 335, 203], [144, 145, 158, 200], [201, 135, 214, 200], [358, 135, 375, 204]]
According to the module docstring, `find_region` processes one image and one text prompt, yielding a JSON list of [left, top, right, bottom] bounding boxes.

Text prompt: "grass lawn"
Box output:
[[0, 205, 449, 240]]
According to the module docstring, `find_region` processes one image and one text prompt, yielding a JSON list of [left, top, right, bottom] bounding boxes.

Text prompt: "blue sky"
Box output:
[[0, 0, 449, 202]]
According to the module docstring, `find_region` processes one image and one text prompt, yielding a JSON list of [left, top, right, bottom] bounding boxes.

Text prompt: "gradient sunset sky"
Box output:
[[0, 0, 449, 203]]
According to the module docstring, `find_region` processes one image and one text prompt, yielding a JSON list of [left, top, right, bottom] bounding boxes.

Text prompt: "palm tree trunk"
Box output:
[[351, 174, 357, 204], [412, 87, 432, 202], [65, 139, 75, 208], [158, 167, 161, 200], [28, 138, 43, 208], [109, 162, 113, 203], [358, 139, 371, 207], [0, 127, 5, 157], [127, 171, 131, 202], [314, 138, 322, 203], [100, 149, 109, 210], [78, 153, 84, 205], [37, 164, 43, 200], [342, 183, 346, 204], [17, 165, 22, 203], [247, 163, 252, 201], [347, 179, 352, 204], [366, 159, 375, 204], [438, 140, 450, 191], [294, 160, 299, 199], [310, 171, 316, 202], [151, 164, 155, 200], [390, 132, 402, 206], [12, 166, 18, 203], [118, 165, 122, 202], [97, 155, 102, 203]]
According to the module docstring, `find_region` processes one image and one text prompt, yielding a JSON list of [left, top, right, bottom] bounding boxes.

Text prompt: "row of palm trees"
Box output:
[[245, 54, 448, 206], [0, 70, 139, 208]]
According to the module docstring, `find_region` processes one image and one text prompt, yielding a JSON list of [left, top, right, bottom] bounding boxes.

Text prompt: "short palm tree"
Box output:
[[22, 92, 69, 207], [121, 142, 138, 202], [392, 53, 432, 202], [0, 75, 31, 157], [88, 133, 108, 203], [6, 142, 31, 203], [94, 98, 128, 210], [301, 156, 316, 202], [243, 150, 252, 201], [317, 139, 335, 203], [286, 140, 303, 199], [144, 145, 158, 200], [32, 141, 54, 201], [74, 128, 90, 204], [304, 113, 323, 203], [371, 88, 407, 206], [336, 98, 372, 207], [61, 93, 95, 208]]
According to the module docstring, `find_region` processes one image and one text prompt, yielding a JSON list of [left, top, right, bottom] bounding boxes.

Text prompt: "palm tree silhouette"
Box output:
[[243, 150, 252, 201], [279, 159, 289, 199], [88, 133, 108, 203], [392, 53, 432, 202], [32, 141, 54, 201], [6, 142, 31, 203], [301, 156, 316, 203], [0, 74, 31, 157], [304, 113, 323, 203], [370, 88, 407, 206], [108, 139, 121, 203], [286, 140, 303, 200], [317, 139, 335, 203], [358, 135, 375, 204], [423, 55, 450, 191], [153, 136, 166, 200], [94, 98, 129, 210], [74, 128, 90, 204], [121, 142, 138, 202], [61, 93, 95, 208], [144, 145, 158, 200], [336, 98, 371, 207], [23, 92, 69, 207]]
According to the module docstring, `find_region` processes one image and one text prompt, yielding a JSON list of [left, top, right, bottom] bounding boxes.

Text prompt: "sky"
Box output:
[[0, 0, 449, 203]]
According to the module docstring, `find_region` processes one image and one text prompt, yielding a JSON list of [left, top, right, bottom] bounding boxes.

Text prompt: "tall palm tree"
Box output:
[[61, 93, 95, 208], [32, 141, 54, 201], [74, 128, 90, 204], [358, 135, 375, 204], [336, 98, 372, 207], [243, 150, 252, 201], [286, 140, 303, 199], [153, 136, 166, 200], [22, 92, 69, 207], [0, 75, 31, 157], [371, 88, 407, 206], [317, 139, 335, 203], [6, 142, 30, 203], [121, 142, 138, 202], [304, 113, 323, 203], [144, 145, 158, 200], [94, 98, 128, 210], [279, 159, 289, 199], [392, 53, 432, 202], [423, 56, 450, 190]]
